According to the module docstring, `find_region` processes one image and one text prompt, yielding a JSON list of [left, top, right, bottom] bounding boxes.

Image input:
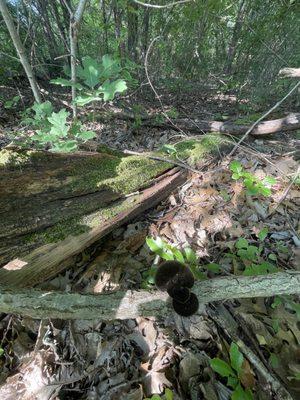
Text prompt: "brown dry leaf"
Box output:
[[239, 359, 256, 389], [201, 211, 232, 234], [160, 223, 174, 241], [231, 181, 244, 207], [171, 218, 196, 243]]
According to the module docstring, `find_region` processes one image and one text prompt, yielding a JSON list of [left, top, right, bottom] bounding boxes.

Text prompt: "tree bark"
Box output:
[[279, 68, 300, 78], [0, 271, 298, 320], [0, 0, 41, 103], [95, 111, 300, 136], [68, 0, 89, 118]]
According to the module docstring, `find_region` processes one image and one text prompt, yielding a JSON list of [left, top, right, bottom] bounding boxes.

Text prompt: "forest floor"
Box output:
[[0, 80, 299, 399]]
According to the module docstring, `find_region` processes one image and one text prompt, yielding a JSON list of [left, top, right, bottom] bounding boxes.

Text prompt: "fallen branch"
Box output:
[[0, 271, 299, 320], [279, 68, 300, 78]]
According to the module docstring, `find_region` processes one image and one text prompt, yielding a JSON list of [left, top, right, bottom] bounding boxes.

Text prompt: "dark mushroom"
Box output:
[[154, 261, 194, 292]]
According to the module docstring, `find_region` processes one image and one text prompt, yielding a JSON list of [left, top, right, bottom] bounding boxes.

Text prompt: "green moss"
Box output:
[[0, 149, 34, 167], [174, 134, 228, 165]]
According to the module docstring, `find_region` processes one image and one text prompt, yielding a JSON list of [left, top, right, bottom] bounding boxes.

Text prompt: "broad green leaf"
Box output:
[[101, 54, 121, 79], [77, 56, 102, 88], [269, 353, 280, 368], [51, 140, 78, 153], [268, 253, 277, 261], [75, 130, 97, 141], [172, 248, 185, 264], [75, 95, 102, 106], [98, 79, 127, 101], [227, 376, 239, 388], [48, 109, 69, 130], [230, 161, 243, 174], [32, 101, 53, 118], [0, 347, 4, 357], [236, 238, 248, 249], [230, 343, 244, 375], [50, 78, 83, 89], [232, 172, 241, 180], [205, 263, 220, 273], [210, 358, 235, 377], [184, 247, 197, 264], [263, 176, 276, 186], [259, 186, 271, 197], [258, 227, 268, 241], [146, 237, 164, 252], [164, 388, 173, 400], [231, 384, 253, 400]]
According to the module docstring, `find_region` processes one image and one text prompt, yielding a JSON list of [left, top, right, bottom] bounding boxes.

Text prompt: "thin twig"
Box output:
[[229, 81, 300, 156], [132, 0, 191, 9]]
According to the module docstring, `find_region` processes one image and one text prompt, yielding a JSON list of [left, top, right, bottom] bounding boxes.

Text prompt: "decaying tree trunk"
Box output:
[[0, 145, 196, 286], [96, 112, 300, 136]]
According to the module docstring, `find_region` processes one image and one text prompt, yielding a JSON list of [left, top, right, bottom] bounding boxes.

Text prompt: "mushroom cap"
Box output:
[[172, 292, 199, 317], [154, 261, 194, 292]]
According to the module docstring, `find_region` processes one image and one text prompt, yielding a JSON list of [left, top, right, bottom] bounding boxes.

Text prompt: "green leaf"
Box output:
[[227, 376, 239, 388], [258, 227, 268, 241], [268, 253, 277, 261], [172, 248, 185, 264], [263, 176, 276, 186], [231, 385, 253, 400], [271, 296, 282, 309], [269, 353, 280, 368], [230, 343, 244, 375], [100, 54, 122, 79], [232, 172, 241, 180], [205, 263, 220, 273], [184, 247, 198, 264], [75, 130, 97, 141], [146, 237, 164, 252], [210, 358, 235, 378], [50, 77, 83, 90], [236, 238, 248, 249], [164, 388, 173, 400], [98, 79, 127, 101], [47, 110, 69, 138], [259, 186, 272, 197], [230, 161, 243, 174], [0, 347, 4, 357], [77, 56, 102, 88], [75, 95, 102, 106], [51, 140, 78, 153], [161, 144, 177, 155]]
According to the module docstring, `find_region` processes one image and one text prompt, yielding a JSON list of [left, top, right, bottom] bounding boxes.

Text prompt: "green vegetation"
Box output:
[[230, 160, 276, 197], [210, 342, 254, 400]]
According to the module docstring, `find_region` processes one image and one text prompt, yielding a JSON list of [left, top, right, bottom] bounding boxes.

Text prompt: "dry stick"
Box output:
[[208, 304, 294, 400], [229, 81, 300, 156], [123, 149, 200, 173], [0, 271, 299, 320]]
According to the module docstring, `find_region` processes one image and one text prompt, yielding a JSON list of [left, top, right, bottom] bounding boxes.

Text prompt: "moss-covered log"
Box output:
[[0, 137, 225, 287]]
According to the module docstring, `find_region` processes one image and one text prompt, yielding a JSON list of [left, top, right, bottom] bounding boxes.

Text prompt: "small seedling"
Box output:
[[230, 161, 276, 197], [210, 342, 254, 400], [144, 388, 173, 400], [4, 95, 20, 109]]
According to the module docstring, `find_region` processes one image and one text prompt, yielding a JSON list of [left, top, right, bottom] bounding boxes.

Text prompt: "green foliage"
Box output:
[[232, 237, 278, 276], [0, 347, 4, 357], [3, 95, 20, 109], [230, 161, 276, 197], [210, 343, 253, 400], [144, 237, 203, 287], [51, 55, 128, 106], [19, 102, 96, 152]]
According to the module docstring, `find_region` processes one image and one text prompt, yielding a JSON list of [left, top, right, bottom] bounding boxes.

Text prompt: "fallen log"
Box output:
[[1, 136, 225, 287], [0, 271, 298, 319], [279, 68, 300, 78], [95, 112, 300, 136]]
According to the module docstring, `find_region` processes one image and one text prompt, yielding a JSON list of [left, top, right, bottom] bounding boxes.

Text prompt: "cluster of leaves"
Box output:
[[2, 95, 21, 109], [21, 101, 96, 152], [230, 161, 276, 197], [144, 388, 173, 400], [144, 237, 202, 287], [228, 231, 278, 276], [51, 55, 129, 106], [210, 342, 254, 400]]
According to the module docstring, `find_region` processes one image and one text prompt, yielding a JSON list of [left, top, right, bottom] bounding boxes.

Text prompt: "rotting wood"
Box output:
[[0, 167, 187, 287], [279, 68, 300, 78], [94, 111, 300, 136], [0, 271, 298, 320]]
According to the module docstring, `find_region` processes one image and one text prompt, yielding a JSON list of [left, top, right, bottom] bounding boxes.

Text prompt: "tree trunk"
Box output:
[[0, 271, 298, 319], [69, 0, 89, 118], [127, 0, 139, 61], [113, 0, 126, 60], [0, 0, 41, 103]]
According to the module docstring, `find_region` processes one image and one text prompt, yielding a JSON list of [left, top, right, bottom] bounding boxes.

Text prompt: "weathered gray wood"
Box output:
[[279, 68, 300, 78], [0, 271, 298, 320]]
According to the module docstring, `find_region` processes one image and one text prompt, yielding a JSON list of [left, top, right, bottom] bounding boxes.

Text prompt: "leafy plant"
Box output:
[[4, 95, 20, 109], [144, 237, 204, 287], [230, 161, 276, 197], [19, 102, 96, 152], [210, 342, 254, 400], [51, 55, 128, 106], [232, 237, 278, 276]]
